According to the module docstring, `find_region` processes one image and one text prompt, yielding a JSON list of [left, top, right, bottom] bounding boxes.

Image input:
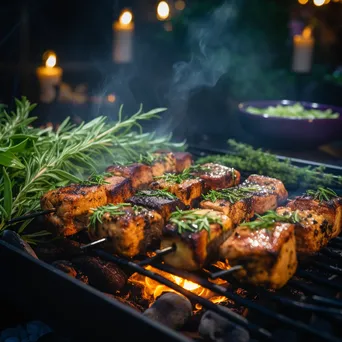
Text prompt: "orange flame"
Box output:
[[129, 261, 230, 312]]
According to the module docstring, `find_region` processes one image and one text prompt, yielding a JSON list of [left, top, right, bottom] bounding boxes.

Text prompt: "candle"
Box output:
[[113, 10, 134, 63], [36, 51, 63, 103], [292, 26, 314, 73]]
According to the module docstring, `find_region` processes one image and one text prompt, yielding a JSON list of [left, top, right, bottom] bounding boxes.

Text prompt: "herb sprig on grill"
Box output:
[[80, 173, 112, 186], [155, 165, 210, 184], [89, 203, 131, 227], [242, 210, 301, 230], [169, 208, 222, 235], [136, 189, 177, 200], [306, 187, 338, 202], [203, 185, 261, 203]]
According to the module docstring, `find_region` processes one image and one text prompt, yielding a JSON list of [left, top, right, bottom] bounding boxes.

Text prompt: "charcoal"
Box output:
[[143, 292, 192, 330], [0, 230, 38, 259], [199, 310, 250, 342], [72, 256, 127, 293], [103, 293, 144, 312]]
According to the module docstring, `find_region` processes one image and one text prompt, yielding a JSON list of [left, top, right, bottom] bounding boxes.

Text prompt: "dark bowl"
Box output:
[[238, 100, 342, 149]]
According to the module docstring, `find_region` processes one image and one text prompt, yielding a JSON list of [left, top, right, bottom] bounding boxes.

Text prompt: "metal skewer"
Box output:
[[137, 245, 176, 266], [207, 265, 243, 279], [7, 209, 56, 225], [80, 238, 108, 250]]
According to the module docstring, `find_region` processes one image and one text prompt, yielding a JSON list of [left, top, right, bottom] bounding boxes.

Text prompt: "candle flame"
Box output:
[[302, 26, 312, 39], [119, 10, 133, 25], [313, 0, 325, 6], [45, 54, 56, 68], [157, 1, 170, 21]]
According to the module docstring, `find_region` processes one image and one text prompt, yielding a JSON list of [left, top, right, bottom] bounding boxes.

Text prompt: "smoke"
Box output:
[[157, 1, 239, 136]]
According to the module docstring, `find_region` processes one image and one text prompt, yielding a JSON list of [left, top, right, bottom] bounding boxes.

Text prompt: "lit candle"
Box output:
[[113, 10, 134, 63], [36, 51, 63, 103], [292, 26, 314, 73]]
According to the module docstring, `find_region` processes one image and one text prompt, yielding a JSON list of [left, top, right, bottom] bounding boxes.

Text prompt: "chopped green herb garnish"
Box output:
[[202, 185, 261, 203], [89, 203, 131, 227], [136, 189, 177, 200], [306, 187, 338, 202], [241, 210, 301, 230], [80, 172, 112, 186], [169, 208, 222, 236]]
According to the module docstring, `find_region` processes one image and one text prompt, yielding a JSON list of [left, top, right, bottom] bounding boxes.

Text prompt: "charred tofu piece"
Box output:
[[287, 194, 342, 238], [200, 197, 254, 226], [161, 209, 233, 271], [128, 190, 185, 221], [104, 176, 134, 203], [191, 163, 241, 190], [173, 152, 193, 173], [220, 222, 297, 289], [150, 152, 177, 177], [89, 204, 164, 258], [105, 163, 153, 189], [41, 184, 108, 236], [150, 177, 204, 207], [276, 207, 331, 255], [244, 175, 288, 214]]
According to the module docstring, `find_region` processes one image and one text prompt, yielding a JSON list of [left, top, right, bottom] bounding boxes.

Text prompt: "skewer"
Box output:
[[137, 245, 176, 266], [80, 238, 108, 250], [207, 265, 243, 280], [7, 209, 56, 225]]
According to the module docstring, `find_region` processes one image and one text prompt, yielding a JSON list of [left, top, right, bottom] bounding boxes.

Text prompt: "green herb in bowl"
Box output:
[[246, 103, 340, 119]]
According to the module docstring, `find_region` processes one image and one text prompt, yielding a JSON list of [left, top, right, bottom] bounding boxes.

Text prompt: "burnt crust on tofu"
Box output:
[[105, 163, 153, 189], [104, 176, 135, 204], [89, 206, 164, 258], [149, 178, 204, 207], [128, 191, 185, 221], [192, 163, 241, 190], [173, 152, 193, 173], [220, 222, 297, 289], [287, 195, 342, 238]]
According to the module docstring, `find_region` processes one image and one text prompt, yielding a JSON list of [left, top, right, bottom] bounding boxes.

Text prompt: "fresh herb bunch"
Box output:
[[136, 189, 177, 200], [155, 165, 209, 184], [203, 185, 261, 203], [89, 203, 131, 227], [242, 210, 301, 230], [0, 98, 185, 234], [306, 187, 338, 202], [196, 140, 342, 189], [169, 208, 222, 235], [80, 173, 112, 186]]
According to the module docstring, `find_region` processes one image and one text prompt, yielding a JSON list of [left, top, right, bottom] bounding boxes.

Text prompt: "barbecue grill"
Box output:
[[1, 146, 341, 342]]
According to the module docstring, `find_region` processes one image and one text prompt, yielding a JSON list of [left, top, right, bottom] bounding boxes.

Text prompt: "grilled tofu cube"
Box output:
[[105, 163, 153, 189], [150, 178, 204, 207], [192, 163, 240, 190], [150, 152, 177, 177], [287, 195, 342, 238], [173, 152, 193, 173], [41, 184, 108, 236], [276, 207, 331, 255], [128, 190, 185, 221], [200, 197, 254, 226], [220, 222, 297, 289], [244, 175, 288, 214], [161, 209, 233, 271], [103, 176, 134, 203], [89, 205, 164, 258]]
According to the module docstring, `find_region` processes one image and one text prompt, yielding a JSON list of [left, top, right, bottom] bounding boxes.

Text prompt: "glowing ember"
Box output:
[[129, 263, 229, 311]]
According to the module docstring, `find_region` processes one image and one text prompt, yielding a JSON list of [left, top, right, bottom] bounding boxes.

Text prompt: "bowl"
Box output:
[[238, 100, 342, 148]]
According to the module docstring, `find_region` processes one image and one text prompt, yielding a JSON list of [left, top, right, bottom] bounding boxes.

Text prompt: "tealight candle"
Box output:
[[36, 51, 63, 103], [292, 26, 314, 73], [113, 10, 134, 63]]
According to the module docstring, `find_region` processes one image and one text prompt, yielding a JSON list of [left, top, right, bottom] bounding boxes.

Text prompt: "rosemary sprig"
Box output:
[[202, 185, 261, 203], [80, 172, 112, 186], [89, 203, 131, 227], [242, 210, 301, 230], [169, 208, 222, 235], [196, 139, 342, 189], [154, 165, 209, 184], [306, 187, 338, 202], [136, 189, 177, 200]]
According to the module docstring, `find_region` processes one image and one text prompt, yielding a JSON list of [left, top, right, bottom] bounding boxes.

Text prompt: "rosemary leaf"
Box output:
[[136, 189, 177, 200], [306, 187, 338, 202]]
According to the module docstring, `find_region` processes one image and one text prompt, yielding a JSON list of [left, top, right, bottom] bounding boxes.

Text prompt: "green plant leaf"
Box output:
[[2, 168, 12, 218], [0, 151, 25, 169]]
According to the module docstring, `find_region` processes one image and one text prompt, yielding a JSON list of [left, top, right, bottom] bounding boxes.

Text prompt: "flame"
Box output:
[[302, 26, 312, 39], [157, 1, 170, 21], [129, 263, 229, 312], [298, 0, 308, 4], [313, 0, 325, 6], [119, 10, 133, 25], [45, 53, 56, 68]]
